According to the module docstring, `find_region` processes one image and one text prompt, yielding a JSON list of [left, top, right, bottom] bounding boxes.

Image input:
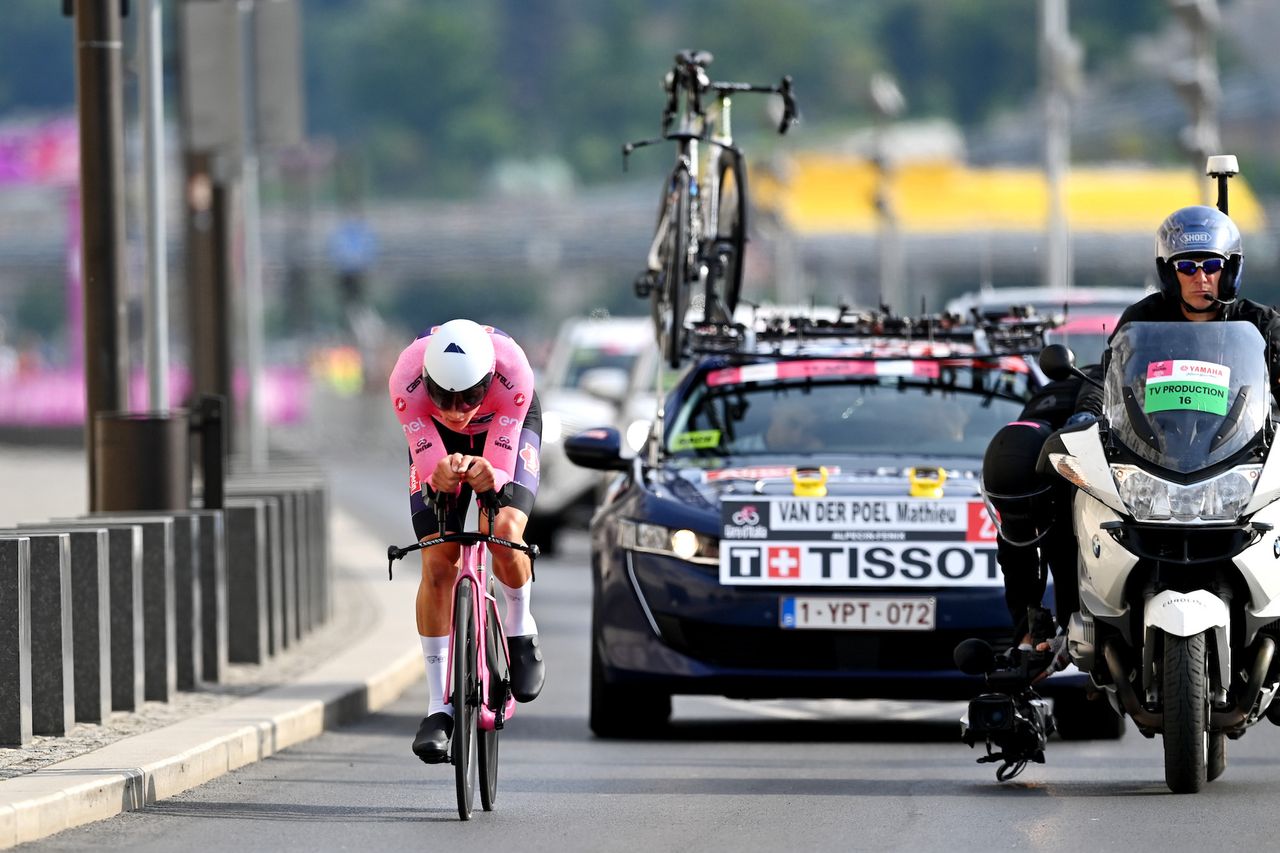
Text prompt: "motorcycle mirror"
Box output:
[[1039, 344, 1075, 382], [954, 637, 996, 675]]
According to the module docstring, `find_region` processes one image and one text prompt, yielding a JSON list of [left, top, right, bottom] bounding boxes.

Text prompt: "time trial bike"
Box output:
[[387, 491, 540, 820], [624, 49, 798, 369]]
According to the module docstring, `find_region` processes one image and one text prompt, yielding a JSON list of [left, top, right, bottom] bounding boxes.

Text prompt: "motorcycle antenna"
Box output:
[[1206, 154, 1239, 215]]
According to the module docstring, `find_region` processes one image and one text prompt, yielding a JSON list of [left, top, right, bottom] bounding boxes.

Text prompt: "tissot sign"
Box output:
[[719, 496, 1000, 587]]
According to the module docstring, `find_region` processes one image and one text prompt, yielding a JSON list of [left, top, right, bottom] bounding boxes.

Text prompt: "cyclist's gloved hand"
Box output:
[[1064, 412, 1097, 429]]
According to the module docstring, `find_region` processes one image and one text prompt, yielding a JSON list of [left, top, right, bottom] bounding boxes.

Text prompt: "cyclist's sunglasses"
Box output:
[[1172, 257, 1225, 276], [425, 374, 492, 412]]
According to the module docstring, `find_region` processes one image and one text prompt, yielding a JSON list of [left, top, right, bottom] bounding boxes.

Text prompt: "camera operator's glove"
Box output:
[[1027, 632, 1071, 684]]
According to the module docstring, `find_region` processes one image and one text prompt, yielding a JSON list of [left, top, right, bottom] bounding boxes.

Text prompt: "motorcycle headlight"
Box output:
[[617, 519, 719, 563], [1110, 464, 1261, 523]]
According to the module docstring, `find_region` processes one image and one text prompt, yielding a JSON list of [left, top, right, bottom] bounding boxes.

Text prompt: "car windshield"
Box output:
[[1104, 321, 1268, 474], [665, 359, 1028, 458], [564, 346, 641, 389]]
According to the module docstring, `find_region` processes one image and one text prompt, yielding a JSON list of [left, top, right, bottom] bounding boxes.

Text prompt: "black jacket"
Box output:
[[1076, 292, 1280, 417]]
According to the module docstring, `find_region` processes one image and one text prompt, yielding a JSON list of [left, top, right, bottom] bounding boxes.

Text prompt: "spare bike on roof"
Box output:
[[624, 49, 798, 370]]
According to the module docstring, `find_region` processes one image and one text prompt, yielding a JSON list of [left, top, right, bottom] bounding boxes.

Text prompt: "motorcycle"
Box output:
[[1038, 320, 1280, 793]]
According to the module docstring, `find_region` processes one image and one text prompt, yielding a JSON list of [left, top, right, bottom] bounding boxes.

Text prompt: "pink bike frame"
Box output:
[[446, 539, 517, 731]]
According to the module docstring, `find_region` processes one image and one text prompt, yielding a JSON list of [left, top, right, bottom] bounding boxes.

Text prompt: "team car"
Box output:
[[566, 306, 1091, 736]]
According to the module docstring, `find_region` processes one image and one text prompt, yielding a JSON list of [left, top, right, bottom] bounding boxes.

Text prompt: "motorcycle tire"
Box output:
[[1162, 632, 1209, 794]]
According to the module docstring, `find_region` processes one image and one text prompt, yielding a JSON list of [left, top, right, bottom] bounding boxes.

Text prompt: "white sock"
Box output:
[[420, 635, 453, 717], [496, 577, 537, 637]]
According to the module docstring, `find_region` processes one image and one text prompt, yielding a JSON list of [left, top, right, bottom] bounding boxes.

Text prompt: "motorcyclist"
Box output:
[[1076, 204, 1280, 416], [985, 204, 1280, 662], [388, 319, 547, 764]]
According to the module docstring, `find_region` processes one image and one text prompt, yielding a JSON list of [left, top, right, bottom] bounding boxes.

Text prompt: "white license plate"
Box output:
[[780, 596, 937, 631]]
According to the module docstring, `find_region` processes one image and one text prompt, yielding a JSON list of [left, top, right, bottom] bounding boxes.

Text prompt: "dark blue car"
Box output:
[[566, 312, 1105, 738]]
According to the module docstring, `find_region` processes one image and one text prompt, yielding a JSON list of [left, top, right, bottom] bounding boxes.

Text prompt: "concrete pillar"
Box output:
[[0, 537, 32, 747], [18, 533, 74, 736], [193, 509, 228, 683], [227, 485, 295, 647], [224, 500, 269, 663]]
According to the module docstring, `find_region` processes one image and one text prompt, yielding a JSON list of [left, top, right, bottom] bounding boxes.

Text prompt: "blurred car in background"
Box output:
[[566, 307, 1118, 738], [528, 315, 655, 552], [946, 284, 1148, 366]]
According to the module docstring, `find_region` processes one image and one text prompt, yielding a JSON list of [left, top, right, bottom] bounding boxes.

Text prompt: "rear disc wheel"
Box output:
[[478, 598, 505, 811]]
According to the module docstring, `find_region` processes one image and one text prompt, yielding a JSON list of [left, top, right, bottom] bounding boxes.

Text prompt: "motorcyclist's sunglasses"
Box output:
[[425, 374, 492, 412], [1172, 257, 1225, 276]]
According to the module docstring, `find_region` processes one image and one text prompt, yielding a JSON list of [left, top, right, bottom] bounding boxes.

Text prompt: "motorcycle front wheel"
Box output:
[[1162, 631, 1209, 794]]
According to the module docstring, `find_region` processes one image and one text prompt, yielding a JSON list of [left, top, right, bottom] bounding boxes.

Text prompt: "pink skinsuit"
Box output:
[[388, 326, 535, 496]]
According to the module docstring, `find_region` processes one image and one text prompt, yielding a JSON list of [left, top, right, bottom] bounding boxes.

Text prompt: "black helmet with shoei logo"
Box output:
[[1155, 205, 1244, 303], [422, 319, 496, 411]]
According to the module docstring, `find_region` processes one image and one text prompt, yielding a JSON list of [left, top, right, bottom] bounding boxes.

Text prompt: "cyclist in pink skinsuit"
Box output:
[[388, 319, 545, 764]]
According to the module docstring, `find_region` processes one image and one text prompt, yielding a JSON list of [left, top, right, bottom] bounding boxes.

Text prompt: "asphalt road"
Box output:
[[26, 454, 1280, 851]]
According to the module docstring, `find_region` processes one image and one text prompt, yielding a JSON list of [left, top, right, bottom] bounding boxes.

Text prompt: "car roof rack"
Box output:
[[685, 302, 1058, 360]]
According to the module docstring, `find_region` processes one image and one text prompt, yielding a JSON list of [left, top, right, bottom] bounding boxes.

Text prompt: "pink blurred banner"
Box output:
[[0, 366, 310, 427], [0, 118, 79, 187]]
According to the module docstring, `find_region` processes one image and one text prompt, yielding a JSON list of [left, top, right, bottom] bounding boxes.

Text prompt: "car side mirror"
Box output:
[[1039, 344, 1075, 381], [565, 426, 631, 471], [578, 367, 629, 405]]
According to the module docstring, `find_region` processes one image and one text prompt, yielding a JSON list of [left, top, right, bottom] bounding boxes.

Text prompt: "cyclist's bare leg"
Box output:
[[417, 540, 462, 636], [481, 506, 531, 589], [480, 506, 544, 701], [412, 540, 462, 761]]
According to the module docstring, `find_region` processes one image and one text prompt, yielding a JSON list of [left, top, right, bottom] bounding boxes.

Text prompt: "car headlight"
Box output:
[[1110, 464, 1261, 523], [542, 411, 563, 444], [617, 519, 719, 563]]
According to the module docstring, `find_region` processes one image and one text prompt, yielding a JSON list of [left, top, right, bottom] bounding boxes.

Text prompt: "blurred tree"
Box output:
[[0, 0, 1184, 197]]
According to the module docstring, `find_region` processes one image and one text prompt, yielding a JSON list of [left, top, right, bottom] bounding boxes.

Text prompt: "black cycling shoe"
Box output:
[[507, 634, 545, 703], [411, 712, 453, 764]]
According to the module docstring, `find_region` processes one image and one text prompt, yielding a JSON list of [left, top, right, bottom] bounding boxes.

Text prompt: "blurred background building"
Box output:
[[1, 0, 1278, 432]]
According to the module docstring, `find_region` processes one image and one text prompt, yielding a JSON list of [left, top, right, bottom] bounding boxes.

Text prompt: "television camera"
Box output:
[[955, 618, 1059, 782]]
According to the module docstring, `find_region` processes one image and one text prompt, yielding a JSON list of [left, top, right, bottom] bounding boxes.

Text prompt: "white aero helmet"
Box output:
[[422, 319, 496, 410]]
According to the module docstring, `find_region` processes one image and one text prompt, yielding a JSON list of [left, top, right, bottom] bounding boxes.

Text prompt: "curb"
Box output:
[[0, 510, 421, 849]]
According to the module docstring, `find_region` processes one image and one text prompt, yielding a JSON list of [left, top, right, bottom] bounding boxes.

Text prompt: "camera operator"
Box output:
[[982, 363, 1098, 667]]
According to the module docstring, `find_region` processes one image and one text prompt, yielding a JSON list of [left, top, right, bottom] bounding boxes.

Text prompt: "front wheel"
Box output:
[[1162, 632, 1209, 794], [452, 579, 478, 819]]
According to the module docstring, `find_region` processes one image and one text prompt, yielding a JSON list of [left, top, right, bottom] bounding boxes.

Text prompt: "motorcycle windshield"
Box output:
[[1104, 322, 1268, 474]]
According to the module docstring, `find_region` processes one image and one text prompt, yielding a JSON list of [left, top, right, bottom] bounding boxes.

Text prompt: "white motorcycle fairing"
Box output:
[[1073, 490, 1138, 619]]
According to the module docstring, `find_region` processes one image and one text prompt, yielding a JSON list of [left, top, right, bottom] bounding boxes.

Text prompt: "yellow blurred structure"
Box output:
[[310, 345, 364, 396], [754, 155, 1266, 236]]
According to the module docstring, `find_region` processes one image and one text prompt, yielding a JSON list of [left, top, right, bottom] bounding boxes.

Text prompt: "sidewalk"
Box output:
[[0, 449, 423, 849]]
